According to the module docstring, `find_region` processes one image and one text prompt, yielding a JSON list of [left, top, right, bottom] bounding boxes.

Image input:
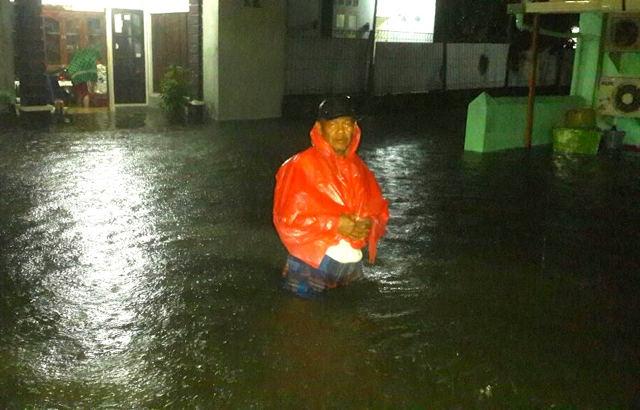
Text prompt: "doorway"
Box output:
[[41, 5, 110, 112], [112, 9, 146, 104]]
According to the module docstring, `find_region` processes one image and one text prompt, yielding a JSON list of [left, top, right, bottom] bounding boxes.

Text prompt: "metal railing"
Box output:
[[287, 28, 432, 43], [287, 28, 370, 40], [375, 30, 434, 43]]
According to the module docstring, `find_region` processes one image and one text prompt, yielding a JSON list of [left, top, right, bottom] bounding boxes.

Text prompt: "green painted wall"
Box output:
[[570, 12, 640, 146], [465, 92, 584, 152], [464, 93, 488, 152], [465, 10, 640, 152], [570, 12, 605, 105]]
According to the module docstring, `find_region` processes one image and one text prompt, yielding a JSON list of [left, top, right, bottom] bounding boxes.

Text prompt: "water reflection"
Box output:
[[65, 148, 148, 356], [0, 114, 639, 407], [364, 143, 436, 286], [4, 139, 169, 403]]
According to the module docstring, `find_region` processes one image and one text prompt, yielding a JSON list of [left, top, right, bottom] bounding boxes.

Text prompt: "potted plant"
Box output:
[[0, 91, 17, 128], [159, 65, 191, 123]]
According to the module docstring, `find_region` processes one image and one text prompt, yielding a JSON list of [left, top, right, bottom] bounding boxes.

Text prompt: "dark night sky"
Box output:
[[434, 0, 579, 44]]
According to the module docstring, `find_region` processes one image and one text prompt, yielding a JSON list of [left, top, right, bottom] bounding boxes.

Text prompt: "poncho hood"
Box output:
[[310, 121, 361, 159]]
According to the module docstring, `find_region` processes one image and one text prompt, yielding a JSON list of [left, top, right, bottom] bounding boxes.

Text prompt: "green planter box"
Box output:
[[464, 93, 585, 153], [552, 128, 601, 155]]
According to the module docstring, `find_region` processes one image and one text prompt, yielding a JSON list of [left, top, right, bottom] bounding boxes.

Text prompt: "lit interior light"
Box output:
[[570, 26, 580, 49]]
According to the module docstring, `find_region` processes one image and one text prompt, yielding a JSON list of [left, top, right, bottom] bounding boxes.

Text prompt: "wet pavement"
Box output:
[[1, 107, 639, 407]]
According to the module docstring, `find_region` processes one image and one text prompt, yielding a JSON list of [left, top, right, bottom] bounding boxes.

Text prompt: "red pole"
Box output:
[[526, 14, 540, 148]]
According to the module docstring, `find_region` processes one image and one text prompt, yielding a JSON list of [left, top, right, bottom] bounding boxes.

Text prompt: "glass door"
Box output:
[[112, 9, 146, 104]]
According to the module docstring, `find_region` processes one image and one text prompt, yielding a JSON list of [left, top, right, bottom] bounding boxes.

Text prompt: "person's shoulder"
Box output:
[[278, 147, 313, 174], [283, 148, 318, 167]]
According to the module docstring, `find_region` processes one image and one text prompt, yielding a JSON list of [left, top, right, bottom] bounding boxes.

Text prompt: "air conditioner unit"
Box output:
[[597, 77, 640, 118], [606, 14, 640, 51]]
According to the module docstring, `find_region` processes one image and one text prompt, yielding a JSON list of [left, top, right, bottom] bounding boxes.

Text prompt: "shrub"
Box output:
[[159, 66, 191, 117], [0, 91, 15, 109]]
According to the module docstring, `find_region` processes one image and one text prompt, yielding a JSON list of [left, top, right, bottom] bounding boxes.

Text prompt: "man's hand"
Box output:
[[338, 215, 372, 242]]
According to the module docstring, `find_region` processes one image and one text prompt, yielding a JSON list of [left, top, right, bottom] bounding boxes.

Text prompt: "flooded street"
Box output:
[[1, 108, 639, 407]]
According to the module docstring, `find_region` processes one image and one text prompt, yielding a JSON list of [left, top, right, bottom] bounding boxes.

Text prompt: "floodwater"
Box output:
[[1, 108, 639, 407]]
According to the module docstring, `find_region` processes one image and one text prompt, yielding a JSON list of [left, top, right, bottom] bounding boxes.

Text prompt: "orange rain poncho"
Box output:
[[273, 122, 389, 269]]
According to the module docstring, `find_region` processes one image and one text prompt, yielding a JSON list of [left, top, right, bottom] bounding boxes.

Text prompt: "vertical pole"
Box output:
[[15, 0, 50, 128], [188, 0, 203, 100], [442, 41, 447, 91], [505, 16, 514, 88], [106, 8, 115, 112], [144, 11, 152, 105], [320, 0, 334, 38], [15, 0, 47, 106], [366, 0, 379, 96], [0, 0, 15, 95], [526, 14, 540, 148], [555, 45, 564, 89], [504, 44, 511, 88]]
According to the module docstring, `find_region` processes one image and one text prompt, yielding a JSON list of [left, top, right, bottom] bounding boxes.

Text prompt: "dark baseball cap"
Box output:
[[317, 95, 356, 120]]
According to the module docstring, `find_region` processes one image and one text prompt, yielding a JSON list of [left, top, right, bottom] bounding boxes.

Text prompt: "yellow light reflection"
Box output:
[[69, 148, 148, 355], [24, 143, 167, 396]]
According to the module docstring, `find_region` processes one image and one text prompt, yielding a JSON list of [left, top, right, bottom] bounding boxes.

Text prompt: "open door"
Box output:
[[112, 9, 146, 104]]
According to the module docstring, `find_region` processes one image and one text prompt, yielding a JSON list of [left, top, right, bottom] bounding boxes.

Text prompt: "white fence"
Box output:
[[285, 37, 369, 95], [285, 34, 574, 95], [374, 42, 443, 94], [445, 43, 510, 91]]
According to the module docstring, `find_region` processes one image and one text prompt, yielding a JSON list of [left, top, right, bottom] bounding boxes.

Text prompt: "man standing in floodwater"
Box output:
[[273, 95, 389, 297]]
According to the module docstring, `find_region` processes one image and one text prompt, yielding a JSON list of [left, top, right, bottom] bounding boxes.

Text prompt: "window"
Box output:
[[65, 19, 81, 62], [87, 18, 102, 48], [336, 14, 345, 29], [41, 8, 107, 70], [44, 18, 61, 65], [347, 14, 357, 29]]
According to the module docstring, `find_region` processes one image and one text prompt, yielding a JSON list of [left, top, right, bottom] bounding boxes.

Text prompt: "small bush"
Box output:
[[0, 91, 16, 109], [159, 66, 191, 117]]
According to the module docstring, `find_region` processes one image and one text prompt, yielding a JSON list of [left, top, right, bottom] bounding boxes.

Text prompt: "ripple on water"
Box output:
[[0, 117, 639, 407]]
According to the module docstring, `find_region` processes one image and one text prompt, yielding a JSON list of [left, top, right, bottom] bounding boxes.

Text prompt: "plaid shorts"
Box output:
[[282, 254, 364, 297]]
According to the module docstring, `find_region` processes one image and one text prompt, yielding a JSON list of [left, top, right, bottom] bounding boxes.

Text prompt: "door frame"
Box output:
[[105, 7, 152, 110]]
